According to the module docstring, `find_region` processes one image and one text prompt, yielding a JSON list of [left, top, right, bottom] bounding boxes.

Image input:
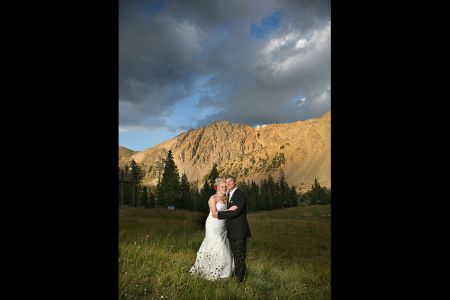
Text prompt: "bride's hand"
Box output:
[[228, 205, 238, 211]]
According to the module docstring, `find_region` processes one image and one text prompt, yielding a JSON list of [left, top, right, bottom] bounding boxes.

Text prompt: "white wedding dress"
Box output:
[[189, 202, 234, 280]]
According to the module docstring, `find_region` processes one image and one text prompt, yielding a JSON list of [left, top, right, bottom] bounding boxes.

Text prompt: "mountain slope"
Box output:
[[119, 146, 136, 159], [119, 112, 330, 190]]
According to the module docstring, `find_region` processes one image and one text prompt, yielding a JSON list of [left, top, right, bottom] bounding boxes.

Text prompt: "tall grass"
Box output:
[[119, 205, 330, 299]]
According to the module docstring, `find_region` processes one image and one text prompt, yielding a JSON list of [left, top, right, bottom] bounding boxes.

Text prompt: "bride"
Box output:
[[189, 178, 238, 280]]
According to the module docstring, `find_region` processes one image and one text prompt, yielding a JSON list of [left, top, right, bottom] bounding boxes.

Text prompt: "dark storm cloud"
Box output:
[[119, 0, 330, 131]]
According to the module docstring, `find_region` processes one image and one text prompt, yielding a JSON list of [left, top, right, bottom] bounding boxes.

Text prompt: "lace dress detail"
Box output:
[[189, 202, 234, 280]]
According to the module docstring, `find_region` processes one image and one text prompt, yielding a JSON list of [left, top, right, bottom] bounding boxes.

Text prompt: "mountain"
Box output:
[[119, 146, 136, 159], [119, 111, 330, 191]]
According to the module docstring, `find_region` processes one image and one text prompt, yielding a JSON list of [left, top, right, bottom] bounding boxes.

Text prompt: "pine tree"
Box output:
[[267, 175, 276, 210], [148, 189, 155, 208], [310, 176, 327, 205], [208, 164, 219, 187], [141, 186, 149, 208], [189, 182, 200, 211], [119, 166, 124, 206], [199, 164, 220, 212], [239, 180, 250, 209], [248, 181, 259, 212], [200, 180, 213, 212], [321, 186, 331, 205], [290, 186, 298, 207], [130, 159, 144, 183], [277, 169, 290, 208], [156, 150, 180, 208], [253, 181, 262, 211], [179, 173, 191, 210], [130, 159, 145, 207], [122, 164, 131, 205], [146, 185, 156, 208], [260, 179, 269, 211]]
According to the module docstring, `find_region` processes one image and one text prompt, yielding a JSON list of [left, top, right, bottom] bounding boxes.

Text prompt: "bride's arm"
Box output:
[[208, 197, 218, 218], [227, 205, 238, 211]]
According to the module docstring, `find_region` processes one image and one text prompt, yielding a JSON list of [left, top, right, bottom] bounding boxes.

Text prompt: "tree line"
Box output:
[[119, 150, 330, 211]]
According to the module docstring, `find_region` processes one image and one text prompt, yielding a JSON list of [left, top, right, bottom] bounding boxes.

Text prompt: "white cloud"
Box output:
[[314, 85, 331, 104], [173, 19, 205, 53], [273, 22, 330, 75], [295, 38, 308, 49], [297, 97, 306, 106], [309, 21, 331, 50], [254, 124, 267, 130], [263, 32, 298, 55]]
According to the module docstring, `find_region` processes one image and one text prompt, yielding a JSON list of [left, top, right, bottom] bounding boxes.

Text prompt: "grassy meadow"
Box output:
[[119, 205, 330, 299]]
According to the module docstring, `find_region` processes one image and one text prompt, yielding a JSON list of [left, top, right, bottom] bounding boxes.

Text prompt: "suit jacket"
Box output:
[[218, 188, 252, 240]]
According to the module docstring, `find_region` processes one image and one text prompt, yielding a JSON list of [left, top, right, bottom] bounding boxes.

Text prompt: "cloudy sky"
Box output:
[[119, 0, 330, 150]]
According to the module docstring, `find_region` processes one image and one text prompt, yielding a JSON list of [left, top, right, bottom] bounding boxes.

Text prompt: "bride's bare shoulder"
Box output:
[[209, 194, 220, 202]]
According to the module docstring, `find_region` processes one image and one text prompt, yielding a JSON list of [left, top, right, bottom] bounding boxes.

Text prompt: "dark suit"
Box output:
[[218, 188, 251, 281]]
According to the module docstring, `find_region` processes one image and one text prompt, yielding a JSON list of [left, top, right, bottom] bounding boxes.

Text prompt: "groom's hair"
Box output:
[[225, 175, 237, 183]]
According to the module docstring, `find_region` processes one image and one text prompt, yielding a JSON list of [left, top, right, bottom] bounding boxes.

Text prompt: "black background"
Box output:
[[2, 1, 436, 299]]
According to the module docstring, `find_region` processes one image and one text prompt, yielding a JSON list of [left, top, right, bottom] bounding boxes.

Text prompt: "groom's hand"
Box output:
[[212, 211, 218, 218], [229, 205, 238, 211]]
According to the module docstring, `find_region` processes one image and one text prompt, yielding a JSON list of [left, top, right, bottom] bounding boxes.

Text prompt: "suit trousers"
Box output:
[[230, 238, 247, 281]]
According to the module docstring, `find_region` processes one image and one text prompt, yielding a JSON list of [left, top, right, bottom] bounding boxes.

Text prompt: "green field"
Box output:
[[119, 205, 330, 299]]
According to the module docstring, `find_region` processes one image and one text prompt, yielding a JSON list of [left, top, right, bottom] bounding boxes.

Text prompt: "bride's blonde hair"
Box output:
[[214, 178, 225, 190], [214, 178, 225, 185]]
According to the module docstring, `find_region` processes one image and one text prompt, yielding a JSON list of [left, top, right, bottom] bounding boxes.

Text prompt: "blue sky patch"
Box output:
[[250, 11, 281, 39], [145, 0, 165, 16]]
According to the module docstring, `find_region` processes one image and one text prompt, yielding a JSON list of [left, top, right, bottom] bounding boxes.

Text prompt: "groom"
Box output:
[[212, 175, 251, 282]]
